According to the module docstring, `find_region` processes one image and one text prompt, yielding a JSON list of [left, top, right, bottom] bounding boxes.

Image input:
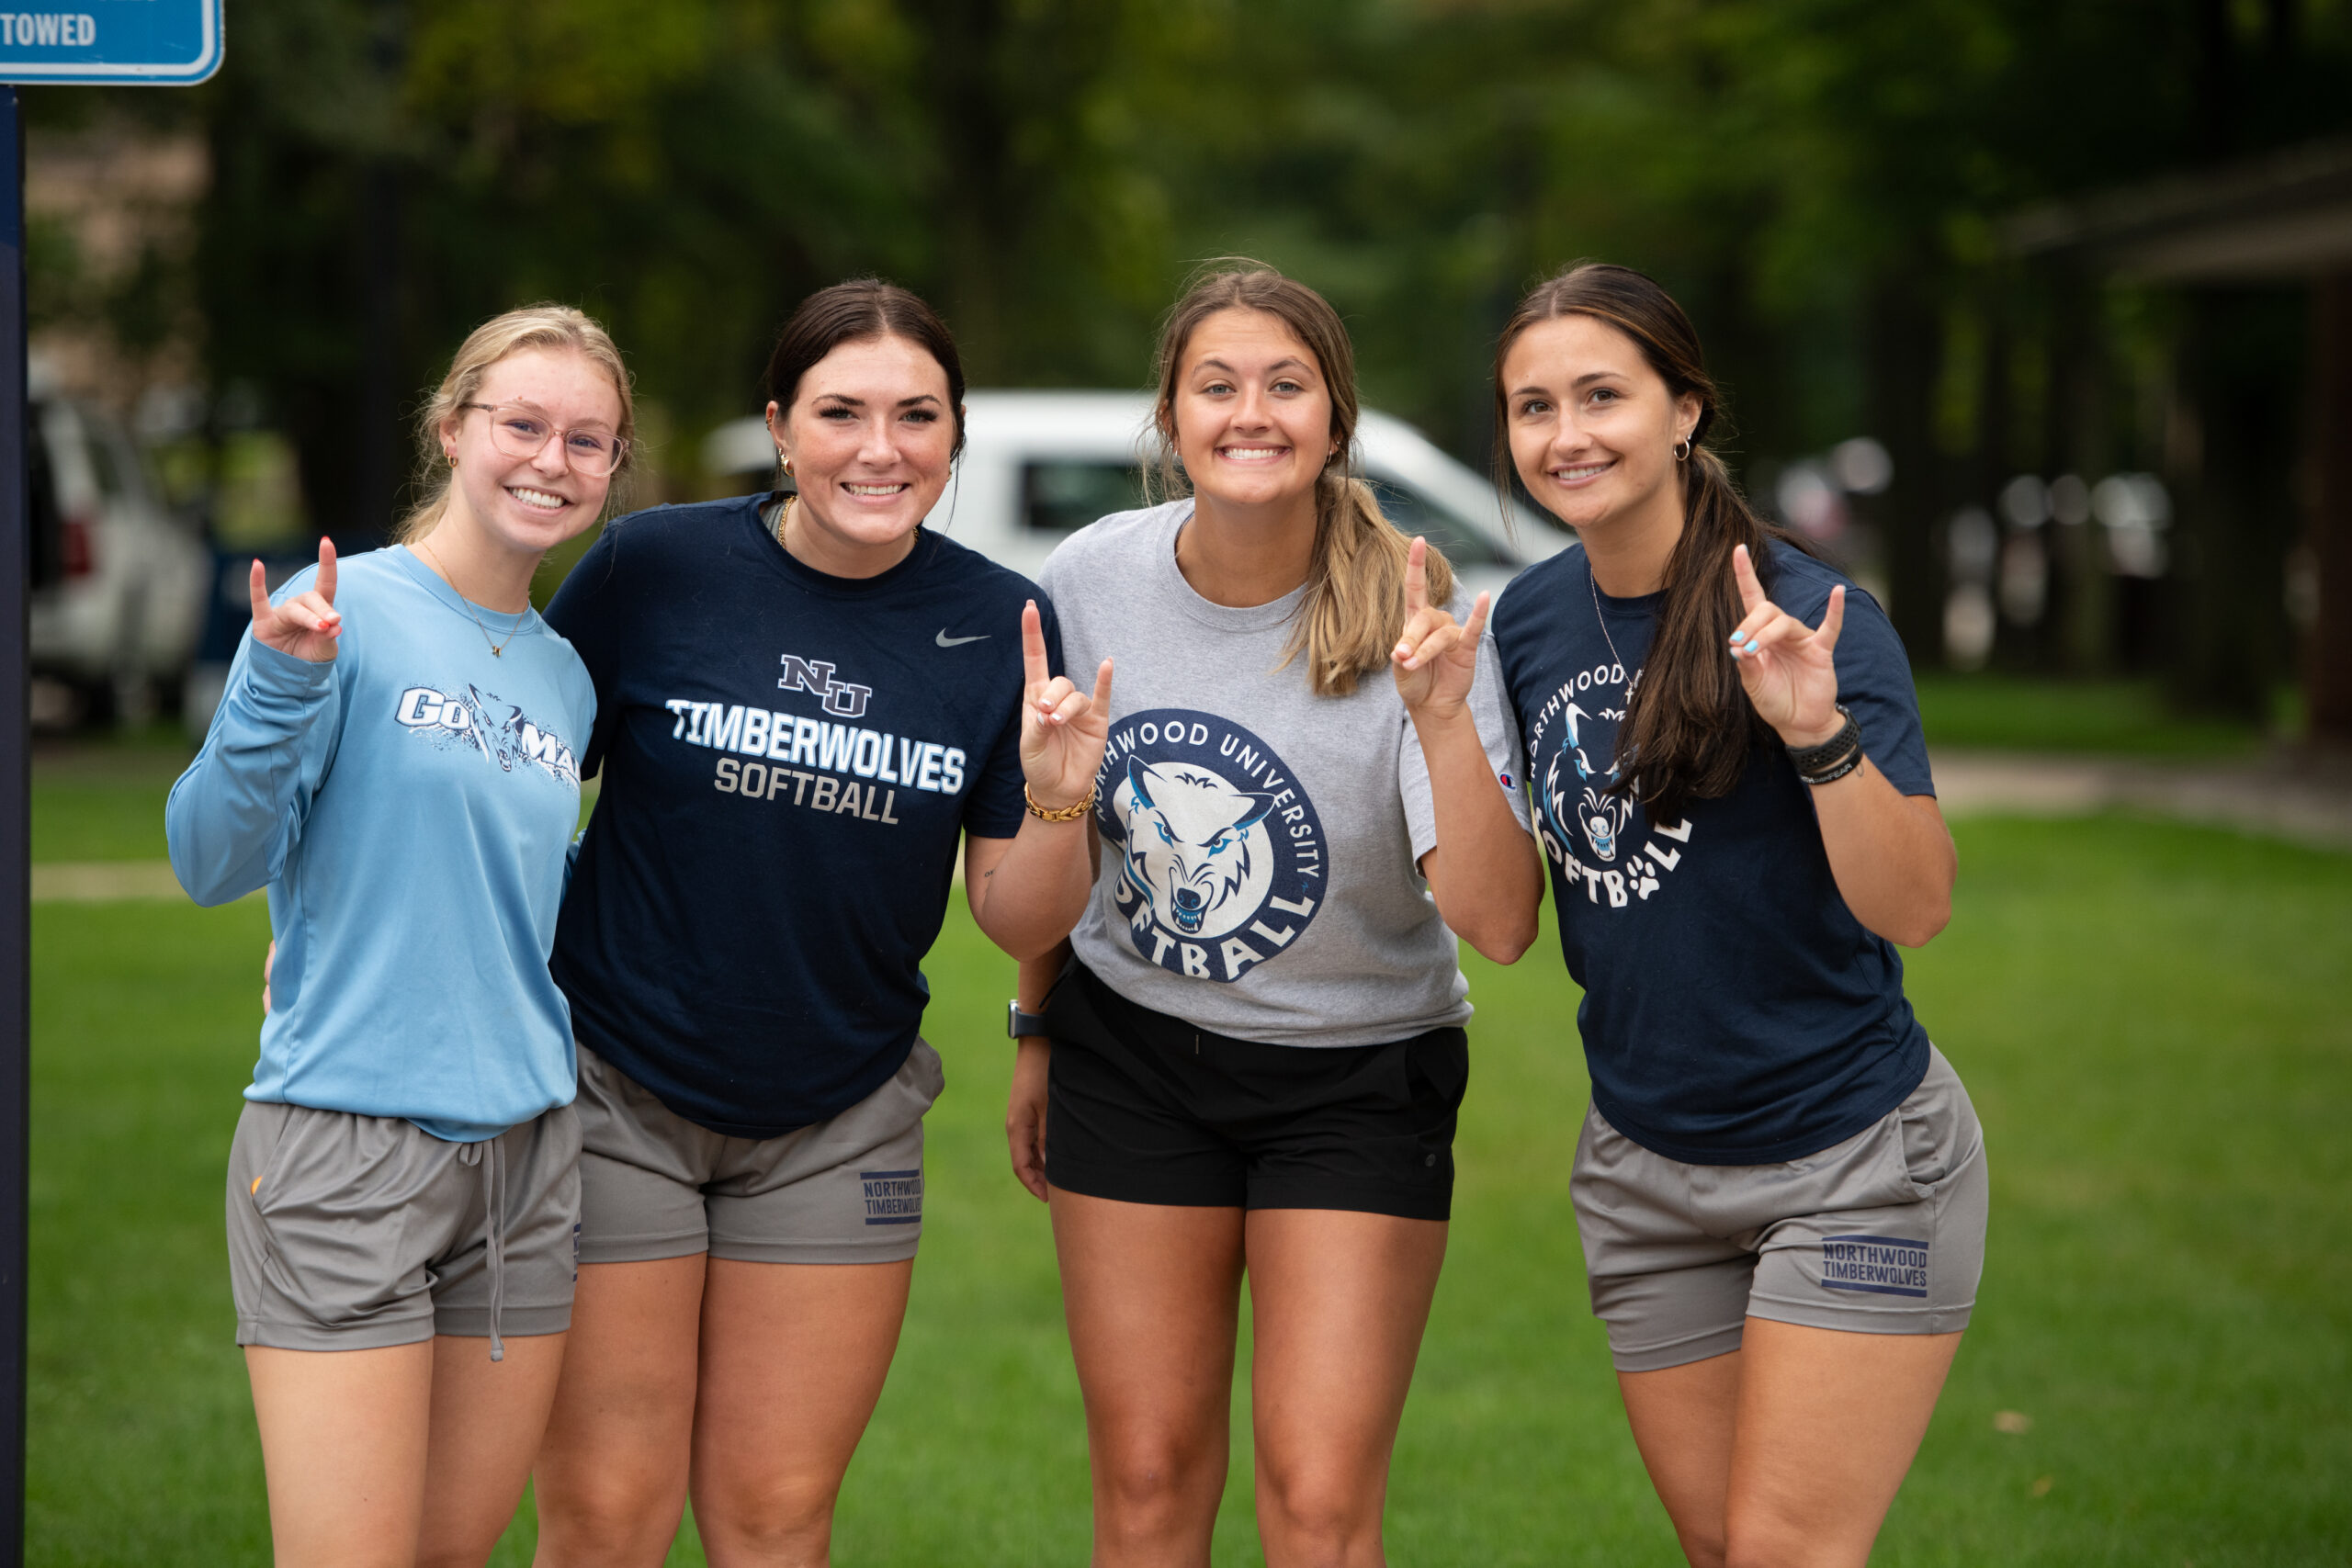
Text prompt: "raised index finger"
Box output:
[[315, 536, 338, 605], [1731, 542, 1765, 614], [1404, 536, 1428, 615], [1021, 600, 1048, 689]]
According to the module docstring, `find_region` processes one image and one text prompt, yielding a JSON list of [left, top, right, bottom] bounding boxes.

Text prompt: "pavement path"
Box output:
[[1929, 747, 2352, 851], [28, 748, 2349, 905]]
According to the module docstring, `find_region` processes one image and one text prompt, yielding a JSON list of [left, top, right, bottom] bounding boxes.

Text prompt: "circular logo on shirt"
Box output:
[[1523, 665, 1692, 911], [1094, 708, 1326, 983]]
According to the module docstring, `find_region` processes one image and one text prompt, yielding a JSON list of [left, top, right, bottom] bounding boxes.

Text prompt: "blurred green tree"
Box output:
[[27, 0, 2349, 705]]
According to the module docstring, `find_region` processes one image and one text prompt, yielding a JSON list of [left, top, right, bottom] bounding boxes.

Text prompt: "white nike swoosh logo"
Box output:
[[935, 630, 989, 648]]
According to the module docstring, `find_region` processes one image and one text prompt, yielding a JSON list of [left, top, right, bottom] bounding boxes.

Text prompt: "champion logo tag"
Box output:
[[860, 1168, 922, 1226], [1820, 1234, 1929, 1298]]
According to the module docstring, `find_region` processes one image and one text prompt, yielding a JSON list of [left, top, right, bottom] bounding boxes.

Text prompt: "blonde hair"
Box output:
[[393, 303, 638, 545], [1148, 263, 1453, 697]]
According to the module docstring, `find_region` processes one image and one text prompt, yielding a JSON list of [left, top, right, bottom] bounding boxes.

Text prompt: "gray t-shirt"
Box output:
[[1039, 502, 1531, 1048]]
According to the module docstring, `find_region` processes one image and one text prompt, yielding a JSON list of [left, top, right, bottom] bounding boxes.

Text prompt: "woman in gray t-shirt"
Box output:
[[1007, 264, 1537, 1563]]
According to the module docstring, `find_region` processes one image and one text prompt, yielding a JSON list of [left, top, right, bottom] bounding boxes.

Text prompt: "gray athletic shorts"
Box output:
[[1573, 1045, 1987, 1373], [574, 1040, 944, 1266], [226, 1100, 582, 1356]]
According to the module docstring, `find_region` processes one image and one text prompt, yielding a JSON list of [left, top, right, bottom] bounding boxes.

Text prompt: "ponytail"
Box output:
[[1618, 447, 1798, 824], [1496, 263, 1812, 824], [1150, 261, 1453, 696], [1286, 469, 1452, 695]]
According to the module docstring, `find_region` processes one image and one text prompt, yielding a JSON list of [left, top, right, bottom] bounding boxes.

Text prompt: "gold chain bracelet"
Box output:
[[1024, 784, 1097, 823]]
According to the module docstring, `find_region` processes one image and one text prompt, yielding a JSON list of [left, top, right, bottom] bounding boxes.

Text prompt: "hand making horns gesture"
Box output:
[[1390, 535, 1491, 722], [1726, 542, 1846, 747], [248, 536, 344, 663], [1017, 599, 1115, 813]]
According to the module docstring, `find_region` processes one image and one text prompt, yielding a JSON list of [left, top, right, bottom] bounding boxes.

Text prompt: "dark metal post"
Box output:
[[0, 84, 28, 1568]]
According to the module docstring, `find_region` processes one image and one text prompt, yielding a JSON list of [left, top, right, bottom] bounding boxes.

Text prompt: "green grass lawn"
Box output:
[[1910, 674, 2279, 758], [28, 736, 187, 862], [26, 814, 2352, 1564]]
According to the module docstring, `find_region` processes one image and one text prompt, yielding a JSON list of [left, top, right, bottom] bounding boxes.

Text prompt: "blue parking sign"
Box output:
[[0, 0, 221, 85]]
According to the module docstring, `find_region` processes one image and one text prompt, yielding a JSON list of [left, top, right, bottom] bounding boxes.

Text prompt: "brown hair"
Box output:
[[1149, 262, 1452, 697], [395, 303, 638, 545], [1494, 262, 1809, 824], [763, 278, 967, 467]]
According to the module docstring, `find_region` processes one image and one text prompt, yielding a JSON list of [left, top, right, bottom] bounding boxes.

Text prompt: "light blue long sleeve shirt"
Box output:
[[168, 546, 596, 1141]]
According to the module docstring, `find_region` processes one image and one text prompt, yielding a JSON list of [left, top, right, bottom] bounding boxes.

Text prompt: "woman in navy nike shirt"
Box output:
[[1408, 263, 1986, 1568], [526, 280, 1112, 1567]]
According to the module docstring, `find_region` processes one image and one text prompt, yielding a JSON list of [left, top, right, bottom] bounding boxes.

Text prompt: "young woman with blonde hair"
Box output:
[[1007, 263, 1538, 1566], [170, 304, 632, 1567]]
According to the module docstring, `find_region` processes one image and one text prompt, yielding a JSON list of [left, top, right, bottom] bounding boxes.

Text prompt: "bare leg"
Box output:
[[1722, 1319, 1961, 1568], [1614, 1353, 1742, 1568], [533, 1258, 708, 1567], [416, 1332, 571, 1568], [1051, 1190, 1247, 1568], [686, 1258, 915, 1568], [1614, 1320, 1962, 1568], [245, 1341, 434, 1568], [1244, 1210, 1447, 1568]]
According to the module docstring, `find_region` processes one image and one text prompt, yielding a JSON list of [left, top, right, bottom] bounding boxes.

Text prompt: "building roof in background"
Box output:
[[2005, 136, 2352, 281]]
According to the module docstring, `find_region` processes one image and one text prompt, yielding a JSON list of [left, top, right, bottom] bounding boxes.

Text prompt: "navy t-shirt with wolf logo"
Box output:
[[1490, 538, 1936, 1166], [1040, 502, 1530, 1049], [545, 494, 1054, 1137]]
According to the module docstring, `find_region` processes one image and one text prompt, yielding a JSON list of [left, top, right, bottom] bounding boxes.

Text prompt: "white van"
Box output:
[[28, 385, 209, 725], [703, 390, 1566, 600]]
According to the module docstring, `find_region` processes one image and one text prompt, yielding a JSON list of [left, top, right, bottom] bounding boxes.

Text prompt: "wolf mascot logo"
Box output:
[[1097, 708, 1327, 982], [1539, 701, 1634, 863], [1115, 758, 1275, 942]]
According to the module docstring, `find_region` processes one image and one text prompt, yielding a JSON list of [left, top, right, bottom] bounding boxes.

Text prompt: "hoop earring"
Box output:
[[1673, 437, 1692, 463], [447, 453, 458, 468], [778, 452, 793, 478]]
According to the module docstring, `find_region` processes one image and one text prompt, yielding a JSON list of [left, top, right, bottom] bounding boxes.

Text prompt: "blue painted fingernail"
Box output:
[[1744, 639, 1759, 654]]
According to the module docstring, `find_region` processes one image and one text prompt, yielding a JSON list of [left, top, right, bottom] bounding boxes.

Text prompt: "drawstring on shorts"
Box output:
[[457, 1135, 508, 1362]]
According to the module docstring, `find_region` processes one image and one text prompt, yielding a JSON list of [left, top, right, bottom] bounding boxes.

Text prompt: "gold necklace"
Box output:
[[417, 536, 529, 658], [772, 494, 796, 548], [1587, 560, 1638, 712]]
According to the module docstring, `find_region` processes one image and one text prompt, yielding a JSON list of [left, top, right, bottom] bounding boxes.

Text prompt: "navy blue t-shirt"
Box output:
[[545, 494, 1056, 1137], [1490, 538, 1936, 1165]]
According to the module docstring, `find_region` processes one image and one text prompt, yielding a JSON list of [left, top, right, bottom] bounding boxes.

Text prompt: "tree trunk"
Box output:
[[2046, 265, 2116, 676], [1863, 274, 1944, 664], [2306, 269, 2352, 742], [2165, 287, 2304, 721]]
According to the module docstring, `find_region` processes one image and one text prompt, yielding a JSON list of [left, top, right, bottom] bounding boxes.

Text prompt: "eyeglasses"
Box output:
[[462, 401, 628, 478]]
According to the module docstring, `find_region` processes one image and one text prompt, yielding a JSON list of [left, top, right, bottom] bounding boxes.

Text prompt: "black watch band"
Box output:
[[1786, 704, 1863, 784], [1008, 1001, 1051, 1040]]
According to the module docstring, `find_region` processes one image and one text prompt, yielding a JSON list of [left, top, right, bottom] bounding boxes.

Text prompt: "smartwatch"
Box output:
[[1007, 1001, 1052, 1040]]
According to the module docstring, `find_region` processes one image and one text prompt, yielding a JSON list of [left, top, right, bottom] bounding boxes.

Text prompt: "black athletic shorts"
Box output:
[[1042, 961, 1468, 1221]]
